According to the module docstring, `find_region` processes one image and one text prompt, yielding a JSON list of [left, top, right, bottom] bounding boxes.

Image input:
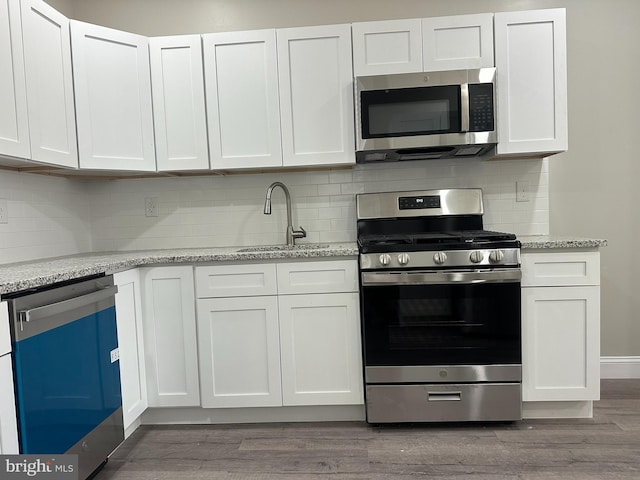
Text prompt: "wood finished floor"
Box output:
[[96, 380, 640, 479]]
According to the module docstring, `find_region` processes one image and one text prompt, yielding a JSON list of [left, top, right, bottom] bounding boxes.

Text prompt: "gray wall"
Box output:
[[45, 0, 640, 356]]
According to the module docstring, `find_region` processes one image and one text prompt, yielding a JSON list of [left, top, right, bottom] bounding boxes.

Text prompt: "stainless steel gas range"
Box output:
[[356, 188, 522, 423]]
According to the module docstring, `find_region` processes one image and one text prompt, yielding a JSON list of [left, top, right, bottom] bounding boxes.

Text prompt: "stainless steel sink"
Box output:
[[237, 244, 331, 252]]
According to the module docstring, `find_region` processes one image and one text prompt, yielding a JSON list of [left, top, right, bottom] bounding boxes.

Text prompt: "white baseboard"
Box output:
[[601, 356, 640, 379]]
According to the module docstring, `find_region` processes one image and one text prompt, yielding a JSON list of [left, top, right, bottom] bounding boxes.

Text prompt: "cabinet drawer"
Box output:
[[0, 302, 10, 357], [195, 264, 277, 298], [521, 252, 600, 287], [277, 260, 358, 295]]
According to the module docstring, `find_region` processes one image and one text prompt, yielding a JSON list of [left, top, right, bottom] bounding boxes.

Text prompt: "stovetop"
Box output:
[[358, 230, 519, 254]]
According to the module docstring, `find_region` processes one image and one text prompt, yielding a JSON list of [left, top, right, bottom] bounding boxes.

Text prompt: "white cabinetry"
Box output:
[[149, 35, 209, 171], [521, 251, 600, 403], [0, 0, 29, 159], [421, 14, 494, 71], [71, 21, 156, 171], [351, 19, 423, 76], [197, 295, 282, 408], [20, 0, 77, 168], [114, 269, 148, 435], [203, 30, 282, 170], [196, 263, 282, 408], [494, 9, 567, 156], [277, 25, 355, 167], [141, 266, 199, 407], [278, 292, 361, 406], [0, 301, 19, 454], [195, 259, 362, 409], [352, 14, 493, 76]]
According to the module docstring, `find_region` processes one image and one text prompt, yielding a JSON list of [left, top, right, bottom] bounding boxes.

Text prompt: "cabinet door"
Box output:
[[277, 24, 355, 167], [522, 286, 600, 402], [203, 30, 282, 169], [0, 355, 19, 454], [21, 0, 77, 168], [422, 13, 494, 71], [0, 0, 30, 159], [141, 266, 199, 407], [494, 9, 567, 156], [279, 292, 363, 406], [114, 269, 147, 435], [0, 302, 18, 454], [351, 19, 423, 76], [71, 20, 156, 171], [197, 296, 282, 408], [150, 35, 209, 171]]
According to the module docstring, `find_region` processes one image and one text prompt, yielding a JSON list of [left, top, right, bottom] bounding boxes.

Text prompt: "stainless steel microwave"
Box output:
[[355, 68, 497, 163]]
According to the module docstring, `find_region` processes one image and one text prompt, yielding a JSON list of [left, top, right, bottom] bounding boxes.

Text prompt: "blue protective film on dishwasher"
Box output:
[[12, 306, 121, 454]]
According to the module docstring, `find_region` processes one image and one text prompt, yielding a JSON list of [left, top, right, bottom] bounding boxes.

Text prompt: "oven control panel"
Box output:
[[360, 248, 521, 270], [398, 195, 441, 210]]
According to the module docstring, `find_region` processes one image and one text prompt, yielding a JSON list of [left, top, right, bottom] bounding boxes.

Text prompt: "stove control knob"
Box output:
[[489, 250, 505, 263], [397, 253, 410, 266], [433, 251, 448, 265], [378, 253, 391, 266], [469, 250, 484, 263]]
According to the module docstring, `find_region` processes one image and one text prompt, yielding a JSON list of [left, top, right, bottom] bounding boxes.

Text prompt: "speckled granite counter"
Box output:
[[519, 236, 607, 250], [0, 243, 358, 296]]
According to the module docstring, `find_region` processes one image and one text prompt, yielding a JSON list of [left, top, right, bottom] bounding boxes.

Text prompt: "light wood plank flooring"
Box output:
[[96, 380, 640, 479]]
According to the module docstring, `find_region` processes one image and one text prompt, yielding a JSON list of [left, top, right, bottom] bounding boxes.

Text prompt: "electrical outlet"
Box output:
[[145, 197, 158, 217], [0, 198, 8, 224], [516, 181, 529, 202]]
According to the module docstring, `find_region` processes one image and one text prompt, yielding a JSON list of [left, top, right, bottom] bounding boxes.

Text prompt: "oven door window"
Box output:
[[361, 282, 520, 366], [360, 85, 461, 138]]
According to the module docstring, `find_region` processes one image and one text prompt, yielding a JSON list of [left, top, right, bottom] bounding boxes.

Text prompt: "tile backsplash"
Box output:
[[89, 158, 549, 251], [0, 169, 92, 264]]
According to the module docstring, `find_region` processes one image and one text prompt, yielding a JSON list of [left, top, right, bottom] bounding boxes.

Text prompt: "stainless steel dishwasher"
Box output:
[[6, 274, 123, 480]]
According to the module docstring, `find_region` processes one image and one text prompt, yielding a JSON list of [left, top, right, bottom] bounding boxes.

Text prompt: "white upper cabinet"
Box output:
[[0, 0, 30, 159], [494, 8, 568, 156], [422, 13, 494, 71], [21, 0, 77, 168], [351, 19, 423, 77], [149, 35, 209, 171], [71, 21, 156, 171], [203, 29, 282, 170], [277, 24, 355, 167]]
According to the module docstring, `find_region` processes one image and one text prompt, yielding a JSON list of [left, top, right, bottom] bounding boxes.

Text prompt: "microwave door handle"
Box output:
[[460, 83, 470, 133]]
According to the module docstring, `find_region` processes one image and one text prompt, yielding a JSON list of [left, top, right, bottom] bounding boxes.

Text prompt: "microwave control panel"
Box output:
[[468, 83, 494, 132]]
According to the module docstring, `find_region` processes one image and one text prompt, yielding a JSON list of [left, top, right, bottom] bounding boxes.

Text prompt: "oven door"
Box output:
[[360, 269, 521, 382]]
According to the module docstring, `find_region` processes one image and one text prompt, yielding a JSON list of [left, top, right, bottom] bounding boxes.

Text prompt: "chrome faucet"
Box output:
[[263, 182, 306, 246]]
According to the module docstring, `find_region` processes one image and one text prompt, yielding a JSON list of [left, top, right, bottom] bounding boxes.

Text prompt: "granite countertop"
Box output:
[[0, 236, 608, 295], [0, 243, 358, 295], [519, 235, 607, 249]]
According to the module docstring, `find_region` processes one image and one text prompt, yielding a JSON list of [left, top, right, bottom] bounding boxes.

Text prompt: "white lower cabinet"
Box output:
[[279, 292, 362, 406], [141, 266, 200, 407], [0, 301, 18, 454], [114, 269, 148, 434], [195, 259, 363, 409], [197, 296, 282, 408], [521, 251, 601, 403], [0, 355, 19, 454]]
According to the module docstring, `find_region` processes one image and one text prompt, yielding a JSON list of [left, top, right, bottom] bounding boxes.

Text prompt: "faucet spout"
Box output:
[[263, 182, 306, 246]]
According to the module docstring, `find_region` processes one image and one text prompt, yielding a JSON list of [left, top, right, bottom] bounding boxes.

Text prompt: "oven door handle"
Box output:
[[361, 269, 521, 286]]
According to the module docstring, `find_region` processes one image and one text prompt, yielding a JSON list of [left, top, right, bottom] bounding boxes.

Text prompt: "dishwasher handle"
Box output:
[[19, 285, 119, 324]]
